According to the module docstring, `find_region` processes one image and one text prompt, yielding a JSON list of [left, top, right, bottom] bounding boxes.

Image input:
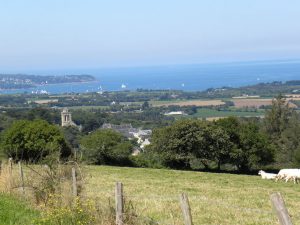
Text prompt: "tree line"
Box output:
[[1, 95, 300, 173]]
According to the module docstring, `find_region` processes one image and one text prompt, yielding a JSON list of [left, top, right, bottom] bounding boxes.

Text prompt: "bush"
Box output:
[[0, 120, 71, 162], [80, 129, 133, 166]]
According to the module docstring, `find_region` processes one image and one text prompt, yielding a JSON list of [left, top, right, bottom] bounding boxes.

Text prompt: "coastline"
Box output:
[[0, 79, 99, 92]]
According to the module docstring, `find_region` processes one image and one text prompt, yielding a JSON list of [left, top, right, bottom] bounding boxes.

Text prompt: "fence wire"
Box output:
[[4, 162, 300, 224], [81, 192, 275, 215]]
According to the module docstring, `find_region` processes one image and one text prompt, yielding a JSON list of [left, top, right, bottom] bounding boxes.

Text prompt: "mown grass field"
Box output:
[[84, 166, 300, 225]]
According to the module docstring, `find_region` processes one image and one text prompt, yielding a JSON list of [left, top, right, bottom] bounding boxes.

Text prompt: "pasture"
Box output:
[[83, 166, 300, 225], [0, 193, 39, 224]]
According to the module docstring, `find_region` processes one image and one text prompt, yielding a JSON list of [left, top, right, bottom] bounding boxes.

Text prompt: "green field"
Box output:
[[60, 105, 110, 110], [2, 165, 300, 224], [190, 108, 265, 118], [83, 166, 300, 225], [0, 193, 39, 224]]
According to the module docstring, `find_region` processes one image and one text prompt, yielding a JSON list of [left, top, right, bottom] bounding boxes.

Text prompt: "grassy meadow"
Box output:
[[0, 193, 39, 225], [84, 166, 300, 225]]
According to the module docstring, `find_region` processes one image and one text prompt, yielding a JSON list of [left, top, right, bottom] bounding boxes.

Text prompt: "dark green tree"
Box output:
[[141, 101, 150, 110], [80, 129, 133, 165], [0, 120, 71, 162], [230, 122, 274, 171], [216, 117, 274, 171], [61, 126, 82, 150], [264, 94, 292, 136], [277, 112, 300, 165], [26, 108, 60, 124], [201, 125, 233, 170], [148, 120, 207, 169], [0, 114, 14, 132]]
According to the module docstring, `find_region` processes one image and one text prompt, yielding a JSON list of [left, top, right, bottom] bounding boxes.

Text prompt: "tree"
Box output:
[[141, 101, 149, 110], [61, 126, 82, 150], [263, 95, 300, 166], [215, 117, 240, 144], [216, 117, 274, 171], [148, 120, 208, 169], [0, 120, 71, 162], [147, 117, 274, 171], [71, 110, 105, 133], [230, 122, 274, 171], [80, 129, 133, 165], [264, 94, 292, 136], [0, 114, 13, 132], [277, 112, 300, 165], [201, 125, 233, 170], [26, 107, 60, 124]]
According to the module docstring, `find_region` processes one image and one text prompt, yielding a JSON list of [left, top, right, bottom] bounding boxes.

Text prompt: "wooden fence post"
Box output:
[[115, 182, 124, 225], [179, 193, 193, 225], [8, 158, 13, 192], [18, 161, 25, 195], [72, 167, 77, 197], [8, 158, 12, 176], [270, 192, 293, 225]]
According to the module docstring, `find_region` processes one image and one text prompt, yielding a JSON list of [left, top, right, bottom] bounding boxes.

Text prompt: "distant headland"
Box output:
[[0, 74, 96, 90]]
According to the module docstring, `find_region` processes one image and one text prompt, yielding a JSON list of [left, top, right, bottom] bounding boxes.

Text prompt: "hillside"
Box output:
[[83, 166, 300, 225]]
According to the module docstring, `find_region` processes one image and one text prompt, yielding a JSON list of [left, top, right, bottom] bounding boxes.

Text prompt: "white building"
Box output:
[[164, 111, 185, 116]]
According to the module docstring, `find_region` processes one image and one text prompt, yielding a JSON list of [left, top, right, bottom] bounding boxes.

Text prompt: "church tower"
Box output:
[[61, 108, 74, 127]]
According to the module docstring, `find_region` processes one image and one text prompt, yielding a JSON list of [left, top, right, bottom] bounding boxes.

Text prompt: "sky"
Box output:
[[1, 0, 300, 71]]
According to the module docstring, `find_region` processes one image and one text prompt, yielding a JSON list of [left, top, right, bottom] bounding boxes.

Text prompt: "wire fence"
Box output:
[[1, 160, 296, 225]]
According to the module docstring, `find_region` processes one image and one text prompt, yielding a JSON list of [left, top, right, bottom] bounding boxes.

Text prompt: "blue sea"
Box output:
[[2, 60, 300, 94]]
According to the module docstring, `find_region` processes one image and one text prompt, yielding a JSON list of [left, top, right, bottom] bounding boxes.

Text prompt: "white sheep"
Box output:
[[275, 169, 300, 183], [284, 174, 300, 184], [258, 170, 277, 180]]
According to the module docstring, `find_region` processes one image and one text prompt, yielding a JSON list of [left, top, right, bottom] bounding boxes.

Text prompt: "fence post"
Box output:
[[270, 192, 293, 225], [72, 167, 77, 197], [8, 158, 12, 176], [18, 161, 25, 195], [115, 182, 124, 225], [179, 193, 193, 225], [8, 158, 13, 192]]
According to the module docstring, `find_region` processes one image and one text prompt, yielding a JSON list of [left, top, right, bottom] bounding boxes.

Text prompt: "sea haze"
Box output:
[[2, 60, 300, 94]]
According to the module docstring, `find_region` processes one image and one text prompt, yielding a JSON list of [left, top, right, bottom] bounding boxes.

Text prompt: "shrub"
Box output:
[[80, 129, 133, 166], [0, 120, 71, 162]]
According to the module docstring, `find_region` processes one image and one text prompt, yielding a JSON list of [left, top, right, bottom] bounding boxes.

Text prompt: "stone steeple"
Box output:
[[61, 108, 77, 127]]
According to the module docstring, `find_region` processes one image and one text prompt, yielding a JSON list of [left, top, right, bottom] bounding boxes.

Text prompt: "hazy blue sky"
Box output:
[[1, 0, 300, 71]]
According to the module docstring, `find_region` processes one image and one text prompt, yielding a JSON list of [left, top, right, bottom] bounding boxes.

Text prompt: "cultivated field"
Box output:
[[232, 98, 298, 108], [232, 99, 273, 108], [152, 99, 225, 107], [83, 166, 300, 225]]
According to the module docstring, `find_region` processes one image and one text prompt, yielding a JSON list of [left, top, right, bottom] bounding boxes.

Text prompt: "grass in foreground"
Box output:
[[0, 193, 39, 225], [84, 166, 300, 225]]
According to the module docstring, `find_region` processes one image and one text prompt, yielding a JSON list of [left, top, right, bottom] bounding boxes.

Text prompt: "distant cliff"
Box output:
[[0, 74, 96, 89]]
